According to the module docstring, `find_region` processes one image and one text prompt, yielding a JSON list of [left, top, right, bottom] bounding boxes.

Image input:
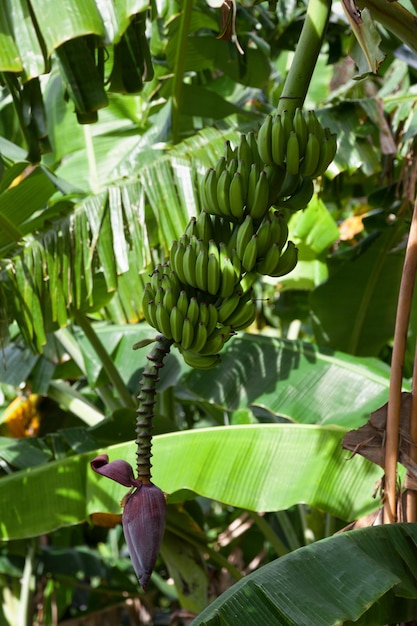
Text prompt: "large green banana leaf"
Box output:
[[191, 523, 417, 625], [0, 424, 382, 541]]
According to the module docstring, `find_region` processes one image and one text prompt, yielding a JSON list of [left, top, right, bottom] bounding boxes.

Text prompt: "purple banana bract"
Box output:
[[91, 453, 166, 590]]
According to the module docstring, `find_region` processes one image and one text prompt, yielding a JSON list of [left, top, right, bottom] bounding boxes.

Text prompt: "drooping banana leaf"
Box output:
[[191, 523, 417, 625], [0, 424, 383, 541]]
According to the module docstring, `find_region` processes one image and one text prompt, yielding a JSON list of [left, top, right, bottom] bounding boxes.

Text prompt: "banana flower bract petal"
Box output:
[[91, 454, 166, 590]]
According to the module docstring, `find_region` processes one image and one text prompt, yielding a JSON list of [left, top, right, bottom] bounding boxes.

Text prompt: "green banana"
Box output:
[[223, 293, 256, 330], [212, 215, 232, 245], [270, 240, 298, 276], [236, 214, 254, 260], [230, 247, 242, 278], [271, 114, 286, 168], [181, 317, 195, 350], [227, 158, 238, 178], [162, 287, 176, 313], [154, 286, 164, 306], [306, 110, 324, 142], [255, 216, 272, 258], [216, 168, 233, 219], [185, 216, 198, 239], [237, 134, 252, 165], [199, 326, 234, 355], [215, 156, 227, 179], [191, 322, 208, 353], [285, 131, 300, 176], [181, 349, 221, 370], [281, 109, 294, 143], [278, 177, 314, 212], [177, 290, 189, 317], [270, 210, 288, 252], [311, 132, 337, 178], [170, 240, 187, 284], [257, 114, 274, 165], [204, 168, 222, 216], [207, 252, 220, 296], [170, 305, 184, 344], [224, 139, 236, 162], [248, 170, 270, 221], [236, 160, 249, 201], [156, 302, 173, 339], [142, 287, 157, 327], [300, 132, 320, 177], [198, 301, 209, 326], [195, 246, 209, 292], [228, 172, 245, 222], [247, 131, 262, 169], [183, 244, 197, 288], [278, 172, 302, 199], [220, 255, 238, 299], [218, 292, 241, 323], [241, 234, 259, 272], [293, 107, 308, 154], [187, 296, 200, 327], [196, 210, 214, 244], [256, 241, 280, 275], [206, 303, 219, 336]]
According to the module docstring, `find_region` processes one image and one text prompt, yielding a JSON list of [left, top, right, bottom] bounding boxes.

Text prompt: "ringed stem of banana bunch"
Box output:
[[135, 334, 173, 482], [277, 0, 332, 117]]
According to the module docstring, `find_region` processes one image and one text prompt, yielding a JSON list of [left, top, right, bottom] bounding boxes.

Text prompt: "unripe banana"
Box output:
[[154, 286, 164, 306], [156, 302, 173, 339], [191, 321, 208, 353], [264, 164, 286, 204], [248, 170, 270, 221], [227, 158, 238, 178], [144, 280, 156, 301], [255, 216, 272, 258], [198, 301, 209, 326], [299, 132, 320, 177], [247, 163, 259, 213], [150, 265, 163, 292], [170, 305, 184, 343], [212, 216, 232, 245], [181, 349, 221, 369], [236, 160, 249, 201], [204, 168, 222, 216], [306, 110, 324, 142], [216, 169, 233, 219], [270, 210, 288, 252], [185, 216, 198, 239], [142, 288, 157, 327], [238, 270, 258, 293], [270, 240, 298, 276], [278, 172, 302, 199], [220, 255, 238, 298], [229, 172, 245, 222], [224, 139, 236, 162], [230, 247, 242, 278], [293, 107, 308, 154], [257, 114, 274, 165], [196, 210, 214, 244], [281, 109, 294, 143], [183, 244, 198, 288], [242, 233, 259, 272], [256, 241, 281, 275], [177, 290, 189, 317], [236, 214, 254, 260], [195, 246, 209, 292], [199, 326, 235, 355], [181, 317, 195, 350], [247, 130, 262, 169], [186, 296, 199, 327], [206, 302, 219, 336], [271, 114, 286, 168], [170, 240, 187, 284], [223, 293, 257, 330], [311, 133, 337, 178], [237, 134, 252, 165], [278, 177, 314, 212], [207, 252, 220, 296], [285, 131, 300, 176], [218, 292, 241, 323], [162, 287, 176, 313], [215, 156, 227, 179]]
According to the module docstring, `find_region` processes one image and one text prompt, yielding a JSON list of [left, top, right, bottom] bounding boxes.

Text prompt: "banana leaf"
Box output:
[[0, 423, 382, 541], [191, 523, 417, 625]]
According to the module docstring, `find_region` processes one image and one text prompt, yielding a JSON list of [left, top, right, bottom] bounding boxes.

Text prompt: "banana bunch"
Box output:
[[257, 108, 337, 210], [201, 134, 273, 224]]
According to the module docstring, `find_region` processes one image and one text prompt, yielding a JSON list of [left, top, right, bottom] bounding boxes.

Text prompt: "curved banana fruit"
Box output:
[[277, 177, 314, 212], [257, 114, 274, 165], [256, 241, 280, 276], [181, 349, 221, 370], [271, 114, 286, 168], [285, 131, 300, 176], [236, 215, 254, 260], [269, 240, 298, 276], [247, 170, 270, 221], [229, 172, 245, 222], [170, 306, 184, 344]]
